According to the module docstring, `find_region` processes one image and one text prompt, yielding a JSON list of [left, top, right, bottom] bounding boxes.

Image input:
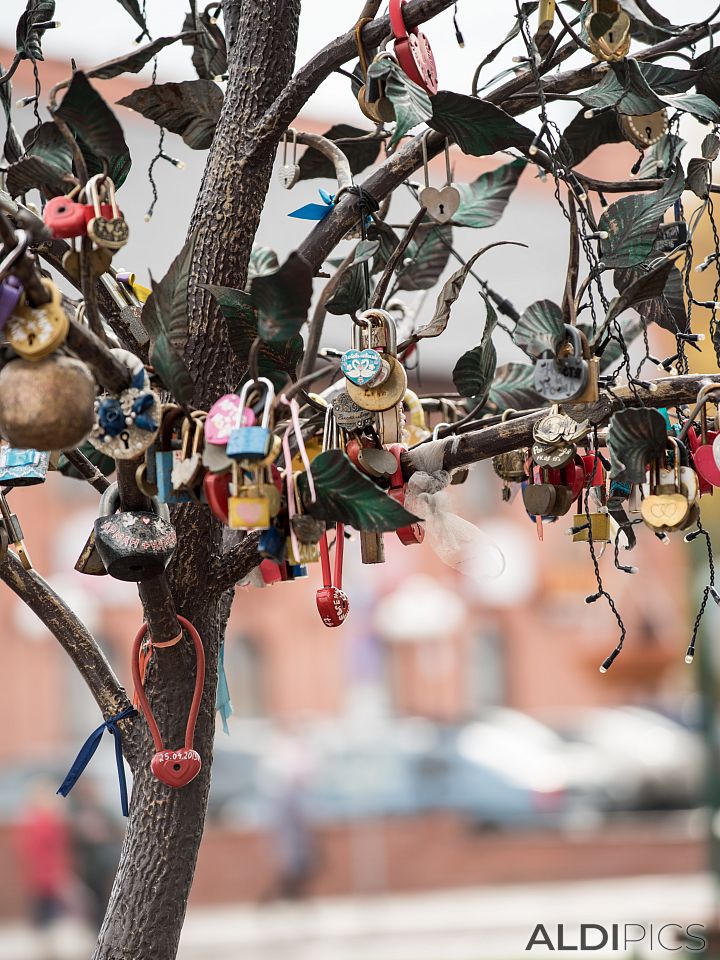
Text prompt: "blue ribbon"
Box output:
[[57, 706, 137, 817], [288, 188, 335, 221], [216, 641, 233, 735]]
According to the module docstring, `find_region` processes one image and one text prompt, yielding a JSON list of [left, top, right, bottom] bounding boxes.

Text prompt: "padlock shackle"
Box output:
[[131, 616, 205, 754], [319, 523, 344, 590], [98, 481, 169, 522], [558, 323, 583, 359], [358, 308, 398, 356], [159, 405, 189, 452], [236, 376, 275, 430]]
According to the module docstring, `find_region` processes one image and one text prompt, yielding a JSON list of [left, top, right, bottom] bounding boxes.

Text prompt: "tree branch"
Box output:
[[0, 553, 132, 722], [247, 0, 457, 154], [210, 531, 262, 594], [402, 374, 720, 477]]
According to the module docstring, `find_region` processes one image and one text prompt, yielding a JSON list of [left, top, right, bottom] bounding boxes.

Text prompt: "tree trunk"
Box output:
[[94, 2, 301, 957]]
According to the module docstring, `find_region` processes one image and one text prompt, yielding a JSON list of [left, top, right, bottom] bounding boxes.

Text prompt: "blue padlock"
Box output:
[[155, 407, 192, 504], [226, 378, 275, 461], [258, 525, 286, 562], [0, 446, 50, 487]]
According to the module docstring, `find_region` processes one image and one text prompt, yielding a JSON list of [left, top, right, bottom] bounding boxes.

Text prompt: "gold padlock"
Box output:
[[572, 511, 611, 543], [585, 0, 631, 61], [86, 175, 129, 251], [6, 278, 69, 361], [641, 444, 690, 533], [227, 465, 271, 530], [571, 330, 600, 405]]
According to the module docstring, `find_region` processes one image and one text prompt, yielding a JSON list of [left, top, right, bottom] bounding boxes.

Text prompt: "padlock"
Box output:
[[572, 511, 612, 543], [419, 135, 460, 225], [570, 330, 600, 405], [355, 23, 396, 124], [6, 277, 69, 361], [43, 190, 87, 239], [585, 0, 631, 61], [389, 0, 438, 93], [206, 394, 256, 446], [89, 350, 160, 460], [86, 175, 129, 251], [227, 465, 271, 530], [155, 407, 193, 504], [641, 441, 690, 534], [0, 446, 49, 486], [132, 617, 204, 789], [685, 385, 720, 491], [316, 523, 349, 627], [619, 111, 668, 151], [204, 470, 231, 523], [533, 324, 590, 403], [347, 311, 407, 412], [0, 355, 96, 451], [278, 128, 300, 189], [136, 447, 159, 498], [74, 527, 108, 577], [93, 482, 176, 581], [226, 377, 275, 461], [171, 414, 205, 492], [388, 444, 425, 545], [0, 276, 24, 329], [259, 525, 286, 563]]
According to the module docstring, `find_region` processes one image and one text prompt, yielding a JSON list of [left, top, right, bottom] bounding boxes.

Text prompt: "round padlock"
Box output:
[[346, 355, 408, 411], [6, 278, 69, 361], [88, 349, 160, 460], [618, 110, 668, 150]]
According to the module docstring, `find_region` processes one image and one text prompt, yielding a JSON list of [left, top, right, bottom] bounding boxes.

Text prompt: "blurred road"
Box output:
[[0, 872, 714, 960]]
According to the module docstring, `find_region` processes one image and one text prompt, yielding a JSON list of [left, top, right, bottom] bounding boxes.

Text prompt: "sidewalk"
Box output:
[[0, 874, 714, 960]]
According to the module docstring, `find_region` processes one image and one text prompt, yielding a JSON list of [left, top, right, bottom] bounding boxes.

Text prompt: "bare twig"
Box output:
[[300, 248, 356, 378]]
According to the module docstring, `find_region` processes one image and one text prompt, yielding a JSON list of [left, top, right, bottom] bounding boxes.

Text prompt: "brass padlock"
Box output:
[[572, 511, 611, 543], [86, 175, 129, 251], [570, 330, 600, 405], [641, 442, 690, 533], [585, 0, 631, 61], [6, 278, 69, 361]]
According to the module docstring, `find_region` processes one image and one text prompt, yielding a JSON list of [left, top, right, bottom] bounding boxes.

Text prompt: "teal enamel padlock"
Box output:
[[155, 407, 192, 504], [226, 378, 275, 461], [0, 446, 50, 487]]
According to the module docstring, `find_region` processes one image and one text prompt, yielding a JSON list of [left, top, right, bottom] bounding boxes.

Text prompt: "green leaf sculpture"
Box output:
[[367, 59, 432, 146], [598, 164, 684, 269], [182, 8, 227, 81], [561, 109, 624, 165], [452, 296, 498, 401], [297, 451, 420, 532], [487, 362, 543, 414], [512, 300, 564, 360], [55, 72, 129, 163], [88, 35, 186, 81], [607, 408, 667, 484], [395, 223, 452, 291], [297, 124, 381, 181], [118, 79, 223, 149], [16, 0, 55, 62], [250, 252, 314, 343], [454, 159, 526, 229], [429, 92, 533, 157], [325, 264, 367, 317]]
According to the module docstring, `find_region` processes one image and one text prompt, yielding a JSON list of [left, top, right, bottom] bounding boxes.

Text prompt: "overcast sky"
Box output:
[[0, 1, 716, 119]]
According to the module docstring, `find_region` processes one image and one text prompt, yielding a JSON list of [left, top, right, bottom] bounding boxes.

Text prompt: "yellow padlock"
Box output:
[[6, 278, 69, 361], [227, 465, 271, 530]]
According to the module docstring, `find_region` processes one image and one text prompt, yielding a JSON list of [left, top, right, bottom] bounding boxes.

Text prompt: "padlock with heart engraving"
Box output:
[[585, 0, 631, 61], [346, 310, 408, 412], [86, 175, 129, 251], [203, 470, 230, 523], [227, 464, 271, 530], [641, 441, 690, 533], [93, 482, 176, 581], [619, 110, 668, 151], [683, 384, 720, 491], [533, 325, 590, 403], [89, 350, 160, 460], [6, 277, 69, 361], [419, 136, 459, 224], [156, 407, 193, 504], [132, 616, 205, 789], [278, 128, 300, 189], [171, 413, 206, 493], [316, 523, 349, 627], [390, 0, 438, 93]]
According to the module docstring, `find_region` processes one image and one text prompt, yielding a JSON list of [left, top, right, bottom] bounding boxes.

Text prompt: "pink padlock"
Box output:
[[205, 394, 256, 445], [316, 523, 349, 628]]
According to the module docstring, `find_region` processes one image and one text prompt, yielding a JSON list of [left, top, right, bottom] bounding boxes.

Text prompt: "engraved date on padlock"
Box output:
[[151, 748, 201, 788]]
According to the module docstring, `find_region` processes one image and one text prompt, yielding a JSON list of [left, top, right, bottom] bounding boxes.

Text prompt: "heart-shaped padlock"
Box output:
[[203, 470, 230, 523], [694, 443, 720, 489], [316, 523, 349, 628], [341, 348, 384, 386], [151, 749, 202, 788], [278, 129, 300, 189], [131, 616, 205, 790], [586, 8, 631, 60], [419, 185, 460, 224], [522, 481, 557, 517], [86, 174, 129, 251], [62, 246, 113, 282]]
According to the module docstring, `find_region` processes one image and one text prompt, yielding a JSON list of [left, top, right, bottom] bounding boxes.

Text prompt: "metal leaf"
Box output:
[[117, 79, 223, 150], [88, 35, 187, 81], [561, 109, 624, 166], [452, 296, 498, 401], [367, 59, 432, 146], [297, 450, 420, 532], [487, 362, 543, 414], [635, 134, 686, 179], [429, 92, 533, 157], [145, 233, 197, 350], [598, 164, 684, 269], [325, 264, 367, 317], [614, 262, 687, 334], [5, 155, 73, 198], [607, 408, 667, 484], [16, 0, 54, 62], [297, 124, 380, 181], [150, 334, 194, 406], [247, 246, 280, 285], [395, 223, 452, 292], [182, 8, 227, 80], [250, 252, 314, 343], [56, 71, 129, 162], [512, 300, 565, 360], [454, 159, 526, 229]]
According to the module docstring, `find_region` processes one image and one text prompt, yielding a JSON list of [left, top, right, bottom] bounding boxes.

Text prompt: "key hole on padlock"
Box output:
[[645, 126, 652, 139], [438, 203, 445, 215], [173, 762, 181, 771], [608, 31, 614, 42], [120, 431, 130, 450], [26, 332, 35, 346]]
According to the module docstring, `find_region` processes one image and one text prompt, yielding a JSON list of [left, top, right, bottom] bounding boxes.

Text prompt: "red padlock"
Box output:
[[82, 201, 117, 227], [260, 559, 283, 584], [688, 425, 720, 493], [43, 195, 88, 239], [564, 456, 587, 502], [581, 451, 605, 487], [388, 444, 425, 545], [316, 523, 349, 627], [389, 0, 439, 94], [131, 616, 205, 789], [203, 470, 230, 523]]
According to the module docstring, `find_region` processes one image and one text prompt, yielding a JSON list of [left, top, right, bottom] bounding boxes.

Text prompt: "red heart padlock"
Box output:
[[131, 616, 205, 789], [151, 749, 202, 788], [44, 195, 88, 239], [389, 0, 439, 94], [581, 452, 605, 487], [564, 456, 587, 502], [82, 201, 116, 227], [388, 444, 424, 545], [203, 470, 230, 523], [688, 426, 720, 492], [316, 523, 349, 627]]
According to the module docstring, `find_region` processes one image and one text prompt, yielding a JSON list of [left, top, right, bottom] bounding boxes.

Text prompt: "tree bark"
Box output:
[[93, 2, 302, 958]]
